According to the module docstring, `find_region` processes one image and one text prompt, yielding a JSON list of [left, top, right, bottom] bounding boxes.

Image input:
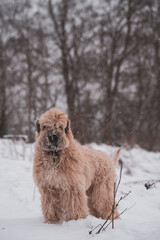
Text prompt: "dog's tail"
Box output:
[[112, 148, 121, 166]]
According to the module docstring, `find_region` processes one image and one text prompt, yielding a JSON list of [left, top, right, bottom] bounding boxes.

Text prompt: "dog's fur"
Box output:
[[33, 109, 120, 223]]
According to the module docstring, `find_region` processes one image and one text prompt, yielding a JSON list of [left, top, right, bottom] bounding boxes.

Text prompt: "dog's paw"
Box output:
[[44, 219, 57, 224]]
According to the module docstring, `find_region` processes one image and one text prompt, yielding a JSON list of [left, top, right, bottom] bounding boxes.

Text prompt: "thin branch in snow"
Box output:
[[112, 182, 116, 229], [89, 159, 132, 235], [88, 224, 103, 235], [103, 203, 136, 231], [115, 158, 123, 195], [144, 180, 160, 190], [33, 185, 36, 201]]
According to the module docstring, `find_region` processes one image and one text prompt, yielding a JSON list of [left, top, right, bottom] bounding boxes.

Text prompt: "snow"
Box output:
[[0, 139, 160, 240]]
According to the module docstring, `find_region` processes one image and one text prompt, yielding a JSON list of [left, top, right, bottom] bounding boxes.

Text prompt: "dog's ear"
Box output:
[[65, 120, 70, 134], [35, 119, 40, 133]]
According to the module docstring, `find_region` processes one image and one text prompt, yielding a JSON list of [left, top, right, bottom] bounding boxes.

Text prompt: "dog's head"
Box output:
[[35, 109, 73, 153]]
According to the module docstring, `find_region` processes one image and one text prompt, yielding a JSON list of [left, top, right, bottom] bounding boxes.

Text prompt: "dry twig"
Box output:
[[33, 185, 36, 201], [103, 203, 136, 231], [144, 180, 160, 190], [89, 159, 132, 235], [112, 182, 116, 229]]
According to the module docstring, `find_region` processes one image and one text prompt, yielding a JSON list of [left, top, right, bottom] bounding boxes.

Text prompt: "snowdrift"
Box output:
[[0, 139, 160, 240]]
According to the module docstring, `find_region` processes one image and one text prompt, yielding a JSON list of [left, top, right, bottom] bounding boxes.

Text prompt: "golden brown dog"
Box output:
[[33, 108, 120, 223]]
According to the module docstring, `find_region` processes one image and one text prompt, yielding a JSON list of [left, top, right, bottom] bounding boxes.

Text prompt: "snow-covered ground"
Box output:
[[0, 139, 160, 240]]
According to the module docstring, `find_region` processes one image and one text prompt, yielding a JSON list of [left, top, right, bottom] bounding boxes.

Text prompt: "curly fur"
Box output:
[[33, 108, 120, 223]]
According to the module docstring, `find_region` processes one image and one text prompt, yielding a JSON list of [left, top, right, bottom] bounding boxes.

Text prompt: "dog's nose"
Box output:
[[48, 134, 59, 146]]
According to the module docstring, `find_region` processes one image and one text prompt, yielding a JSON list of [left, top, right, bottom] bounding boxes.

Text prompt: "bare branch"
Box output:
[[115, 159, 123, 195], [103, 203, 136, 231], [89, 160, 127, 235], [112, 182, 116, 229], [144, 180, 160, 190]]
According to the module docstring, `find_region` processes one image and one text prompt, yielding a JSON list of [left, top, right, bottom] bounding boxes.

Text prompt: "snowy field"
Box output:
[[0, 139, 160, 240]]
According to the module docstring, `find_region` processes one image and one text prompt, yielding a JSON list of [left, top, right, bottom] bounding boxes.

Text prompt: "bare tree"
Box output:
[[48, 0, 96, 140]]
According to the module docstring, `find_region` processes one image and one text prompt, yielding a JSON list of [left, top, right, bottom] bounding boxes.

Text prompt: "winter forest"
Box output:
[[0, 0, 159, 151]]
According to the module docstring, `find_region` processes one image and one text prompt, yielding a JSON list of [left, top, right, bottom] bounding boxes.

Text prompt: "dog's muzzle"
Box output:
[[48, 133, 59, 147]]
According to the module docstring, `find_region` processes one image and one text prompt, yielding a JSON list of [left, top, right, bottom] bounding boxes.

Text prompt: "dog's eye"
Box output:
[[42, 125, 47, 130], [65, 120, 69, 134], [36, 120, 40, 133], [59, 125, 63, 130]]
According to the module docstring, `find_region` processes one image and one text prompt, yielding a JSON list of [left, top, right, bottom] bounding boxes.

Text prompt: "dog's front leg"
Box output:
[[40, 187, 61, 223], [61, 185, 89, 221]]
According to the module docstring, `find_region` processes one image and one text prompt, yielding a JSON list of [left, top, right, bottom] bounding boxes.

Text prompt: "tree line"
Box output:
[[0, 0, 159, 151]]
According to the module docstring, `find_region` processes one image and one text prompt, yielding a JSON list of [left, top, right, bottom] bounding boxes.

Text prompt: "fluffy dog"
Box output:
[[33, 108, 120, 223]]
